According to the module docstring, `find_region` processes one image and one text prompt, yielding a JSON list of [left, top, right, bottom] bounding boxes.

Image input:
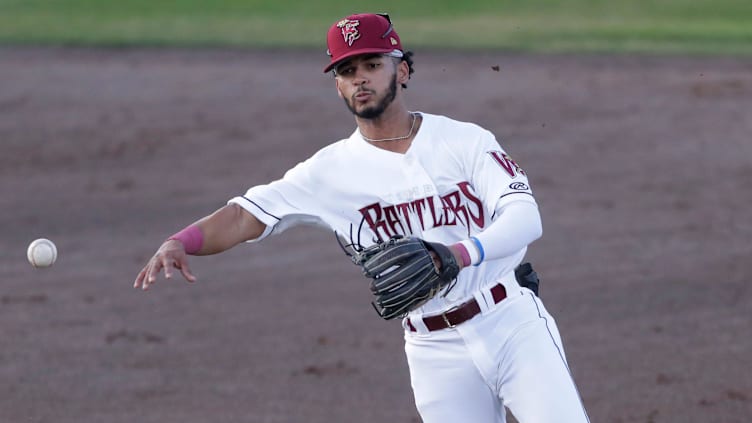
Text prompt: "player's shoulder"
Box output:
[[299, 133, 354, 167], [420, 113, 496, 146], [422, 112, 493, 136]]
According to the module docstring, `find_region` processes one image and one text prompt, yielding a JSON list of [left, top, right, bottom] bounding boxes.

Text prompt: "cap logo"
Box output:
[[390, 37, 398, 46], [337, 19, 361, 46]]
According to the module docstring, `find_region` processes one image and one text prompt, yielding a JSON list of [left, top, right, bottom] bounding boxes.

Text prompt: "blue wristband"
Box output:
[[470, 237, 485, 266]]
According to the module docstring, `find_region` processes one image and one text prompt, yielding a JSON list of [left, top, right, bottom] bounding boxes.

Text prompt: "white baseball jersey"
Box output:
[[229, 112, 536, 315]]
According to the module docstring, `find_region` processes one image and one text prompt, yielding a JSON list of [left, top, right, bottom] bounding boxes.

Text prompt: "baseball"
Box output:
[[27, 238, 58, 268]]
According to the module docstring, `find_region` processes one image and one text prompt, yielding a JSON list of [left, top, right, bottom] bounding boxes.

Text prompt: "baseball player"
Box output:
[[134, 13, 590, 423]]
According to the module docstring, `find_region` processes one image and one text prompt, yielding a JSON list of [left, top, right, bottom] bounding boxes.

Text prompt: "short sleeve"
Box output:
[[468, 130, 536, 213], [228, 160, 328, 241]]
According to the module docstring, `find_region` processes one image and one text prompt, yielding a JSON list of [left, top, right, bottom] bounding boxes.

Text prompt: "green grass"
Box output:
[[0, 0, 751, 55]]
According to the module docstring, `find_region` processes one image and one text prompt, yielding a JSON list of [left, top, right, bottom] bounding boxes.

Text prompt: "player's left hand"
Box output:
[[349, 236, 460, 319], [134, 239, 197, 290]]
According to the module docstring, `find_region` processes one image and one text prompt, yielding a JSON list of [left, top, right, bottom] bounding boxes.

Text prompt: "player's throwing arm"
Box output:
[[134, 204, 266, 290]]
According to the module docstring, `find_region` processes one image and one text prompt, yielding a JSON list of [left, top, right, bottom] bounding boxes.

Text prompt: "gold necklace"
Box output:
[[360, 113, 417, 143]]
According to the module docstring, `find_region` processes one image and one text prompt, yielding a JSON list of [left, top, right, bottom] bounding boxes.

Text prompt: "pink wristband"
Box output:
[[168, 225, 203, 255], [452, 242, 472, 267]]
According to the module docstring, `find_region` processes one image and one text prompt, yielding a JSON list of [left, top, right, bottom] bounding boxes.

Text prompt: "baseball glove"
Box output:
[[348, 235, 460, 320]]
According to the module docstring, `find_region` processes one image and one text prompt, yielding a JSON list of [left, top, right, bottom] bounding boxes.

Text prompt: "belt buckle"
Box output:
[[440, 305, 460, 328]]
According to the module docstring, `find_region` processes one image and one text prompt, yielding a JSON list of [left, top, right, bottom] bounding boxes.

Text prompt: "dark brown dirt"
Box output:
[[1, 47, 751, 423]]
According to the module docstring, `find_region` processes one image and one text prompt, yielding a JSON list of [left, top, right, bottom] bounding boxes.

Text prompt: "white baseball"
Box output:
[[27, 238, 58, 268]]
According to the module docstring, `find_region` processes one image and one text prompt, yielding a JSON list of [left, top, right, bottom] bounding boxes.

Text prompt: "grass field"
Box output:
[[0, 0, 751, 54]]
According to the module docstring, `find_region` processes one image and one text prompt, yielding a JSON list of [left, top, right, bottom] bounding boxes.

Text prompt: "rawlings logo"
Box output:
[[337, 19, 361, 46]]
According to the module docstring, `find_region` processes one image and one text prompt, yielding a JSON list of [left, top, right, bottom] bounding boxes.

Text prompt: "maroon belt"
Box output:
[[407, 284, 507, 332]]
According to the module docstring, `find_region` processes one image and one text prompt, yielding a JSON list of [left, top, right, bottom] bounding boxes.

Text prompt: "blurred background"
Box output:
[[1, 1, 751, 423], [1, 0, 751, 54]]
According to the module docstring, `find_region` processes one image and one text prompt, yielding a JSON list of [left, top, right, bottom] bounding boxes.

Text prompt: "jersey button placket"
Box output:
[[402, 154, 436, 202]]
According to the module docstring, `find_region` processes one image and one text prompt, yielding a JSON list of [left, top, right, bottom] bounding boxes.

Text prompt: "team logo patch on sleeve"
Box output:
[[488, 151, 526, 178]]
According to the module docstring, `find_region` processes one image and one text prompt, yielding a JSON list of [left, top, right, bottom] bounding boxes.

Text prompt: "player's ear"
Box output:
[[396, 60, 409, 86]]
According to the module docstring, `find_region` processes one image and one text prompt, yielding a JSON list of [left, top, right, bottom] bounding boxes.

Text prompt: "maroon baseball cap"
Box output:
[[324, 13, 404, 73]]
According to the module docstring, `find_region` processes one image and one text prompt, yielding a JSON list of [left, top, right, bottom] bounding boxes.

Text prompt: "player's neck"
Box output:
[[357, 107, 420, 153]]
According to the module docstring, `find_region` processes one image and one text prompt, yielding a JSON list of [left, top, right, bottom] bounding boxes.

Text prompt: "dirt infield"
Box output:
[[1, 47, 751, 423]]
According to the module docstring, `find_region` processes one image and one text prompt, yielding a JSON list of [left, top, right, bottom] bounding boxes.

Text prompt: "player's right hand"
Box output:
[[134, 239, 197, 290]]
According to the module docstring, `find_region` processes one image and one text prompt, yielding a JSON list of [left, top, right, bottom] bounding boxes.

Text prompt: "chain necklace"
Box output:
[[360, 112, 417, 143]]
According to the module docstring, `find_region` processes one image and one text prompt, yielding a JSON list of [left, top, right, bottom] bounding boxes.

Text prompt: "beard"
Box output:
[[343, 74, 398, 119]]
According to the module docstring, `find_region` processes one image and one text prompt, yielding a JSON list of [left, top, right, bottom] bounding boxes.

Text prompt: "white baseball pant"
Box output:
[[404, 287, 590, 423]]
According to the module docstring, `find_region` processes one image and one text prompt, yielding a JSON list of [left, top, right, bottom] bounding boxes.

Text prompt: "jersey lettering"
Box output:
[[383, 205, 406, 236], [488, 151, 525, 178], [395, 203, 414, 233], [441, 191, 460, 226], [457, 181, 485, 229], [358, 182, 485, 241], [425, 196, 444, 228], [409, 198, 428, 230]]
